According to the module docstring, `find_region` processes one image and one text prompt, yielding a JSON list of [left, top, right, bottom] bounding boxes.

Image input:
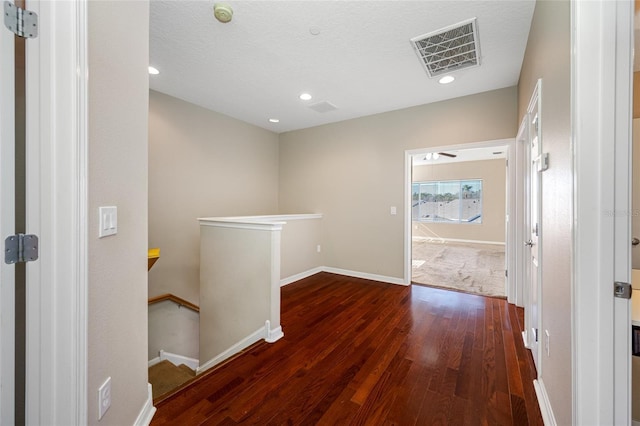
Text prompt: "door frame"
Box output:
[[525, 79, 543, 375], [0, 6, 16, 423], [404, 138, 516, 299], [22, 0, 89, 423], [572, 0, 633, 424], [514, 116, 528, 309]]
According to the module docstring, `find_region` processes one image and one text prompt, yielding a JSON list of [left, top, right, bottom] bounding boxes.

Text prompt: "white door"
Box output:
[[525, 107, 541, 374], [518, 80, 542, 377]]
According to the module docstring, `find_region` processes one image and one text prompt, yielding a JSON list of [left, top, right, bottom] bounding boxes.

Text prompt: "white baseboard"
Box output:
[[197, 326, 266, 375], [148, 350, 199, 371], [322, 266, 407, 286], [281, 266, 407, 287], [281, 267, 323, 287], [133, 383, 156, 426], [533, 379, 557, 426], [148, 356, 161, 367], [264, 320, 284, 343], [412, 236, 505, 246]]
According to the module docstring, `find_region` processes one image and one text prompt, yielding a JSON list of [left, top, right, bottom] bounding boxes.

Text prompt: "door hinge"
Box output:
[[614, 281, 632, 299], [536, 152, 550, 172], [532, 327, 539, 342], [505, 269, 508, 278], [532, 114, 539, 132], [3, 1, 38, 38], [4, 234, 38, 264]]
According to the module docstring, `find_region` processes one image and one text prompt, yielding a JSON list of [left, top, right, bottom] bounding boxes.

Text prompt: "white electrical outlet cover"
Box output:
[[98, 376, 112, 420]]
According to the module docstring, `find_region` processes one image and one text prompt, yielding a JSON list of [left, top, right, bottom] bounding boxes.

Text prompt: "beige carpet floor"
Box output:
[[149, 360, 196, 400], [412, 239, 506, 298]]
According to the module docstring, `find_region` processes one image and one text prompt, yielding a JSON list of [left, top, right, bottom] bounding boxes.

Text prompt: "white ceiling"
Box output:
[[149, 1, 535, 133], [412, 145, 508, 166]]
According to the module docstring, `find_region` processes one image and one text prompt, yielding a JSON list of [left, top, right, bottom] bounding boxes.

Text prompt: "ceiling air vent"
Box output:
[[411, 18, 480, 78], [308, 101, 338, 113]]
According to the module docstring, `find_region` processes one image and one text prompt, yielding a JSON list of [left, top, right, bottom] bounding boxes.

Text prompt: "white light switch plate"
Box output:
[[390, 206, 397, 215], [99, 206, 117, 238]]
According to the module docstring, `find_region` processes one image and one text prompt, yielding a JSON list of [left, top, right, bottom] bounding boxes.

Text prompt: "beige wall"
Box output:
[[148, 91, 279, 304], [280, 217, 323, 280], [148, 302, 199, 361], [279, 87, 517, 280], [87, 1, 150, 424], [412, 159, 506, 243], [517, 1, 572, 424], [199, 225, 274, 368]]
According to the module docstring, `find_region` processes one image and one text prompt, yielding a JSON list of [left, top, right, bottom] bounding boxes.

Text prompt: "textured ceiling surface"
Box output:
[[150, 1, 535, 133]]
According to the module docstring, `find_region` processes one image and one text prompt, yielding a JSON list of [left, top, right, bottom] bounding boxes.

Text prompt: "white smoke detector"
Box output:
[[214, 3, 233, 23]]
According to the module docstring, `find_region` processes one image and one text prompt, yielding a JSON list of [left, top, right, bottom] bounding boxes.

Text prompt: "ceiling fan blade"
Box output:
[[438, 152, 457, 158]]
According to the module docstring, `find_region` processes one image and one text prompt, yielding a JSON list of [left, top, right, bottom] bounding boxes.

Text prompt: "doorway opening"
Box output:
[[404, 139, 515, 299]]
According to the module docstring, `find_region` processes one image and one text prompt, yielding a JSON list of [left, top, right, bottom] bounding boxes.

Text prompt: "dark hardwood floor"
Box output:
[[152, 272, 543, 425]]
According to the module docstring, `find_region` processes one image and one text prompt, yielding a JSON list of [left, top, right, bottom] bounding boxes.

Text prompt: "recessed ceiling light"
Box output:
[[438, 75, 455, 84], [269, 118, 280, 123], [299, 93, 312, 101], [148, 66, 160, 75]]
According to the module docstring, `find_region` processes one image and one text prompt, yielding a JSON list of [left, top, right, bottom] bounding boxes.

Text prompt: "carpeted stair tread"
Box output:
[[178, 363, 196, 377], [149, 360, 196, 400]]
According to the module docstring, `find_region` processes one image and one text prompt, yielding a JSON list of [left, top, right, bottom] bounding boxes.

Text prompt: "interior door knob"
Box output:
[[525, 240, 534, 247], [632, 237, 640, 246]]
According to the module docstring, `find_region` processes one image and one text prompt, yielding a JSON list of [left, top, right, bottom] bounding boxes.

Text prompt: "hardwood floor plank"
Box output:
[[350, 324, 410, 405], [492, 300, 511, 396], [314, 389, 360, 426], [417, 390, 454, 426], [510, 393, 529, 426], [508, 303, 543, 425], [300, 363, 364, 425], [503, 326, 524, 398], [152, 273, 543, 426], [383, 355, 426, 426], [447, 306, 469, 370]]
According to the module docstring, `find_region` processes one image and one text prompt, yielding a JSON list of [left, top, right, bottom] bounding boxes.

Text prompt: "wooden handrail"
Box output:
[[148, 293, 199, 313]]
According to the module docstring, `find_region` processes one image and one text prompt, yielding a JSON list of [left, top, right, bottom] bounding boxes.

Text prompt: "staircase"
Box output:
[[148, 291, 200, 401], [149, 360, 196, 400]]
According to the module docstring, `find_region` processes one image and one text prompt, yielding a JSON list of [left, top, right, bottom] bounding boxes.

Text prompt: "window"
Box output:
[[412, 179, 482, 223]]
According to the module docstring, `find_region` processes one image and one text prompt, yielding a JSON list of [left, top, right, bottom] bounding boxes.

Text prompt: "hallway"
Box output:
[[152, 272, 542, 425]]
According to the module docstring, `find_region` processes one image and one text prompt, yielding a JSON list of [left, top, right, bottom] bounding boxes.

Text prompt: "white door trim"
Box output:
[[24, 1, 89, 424], [572, 0, 632, 424], [514, 116, 528, 309], [0, 6, 16, 423], [404, 138, 515, 295], [526, 79, 543, 375], [506, 137, 518, 305]]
